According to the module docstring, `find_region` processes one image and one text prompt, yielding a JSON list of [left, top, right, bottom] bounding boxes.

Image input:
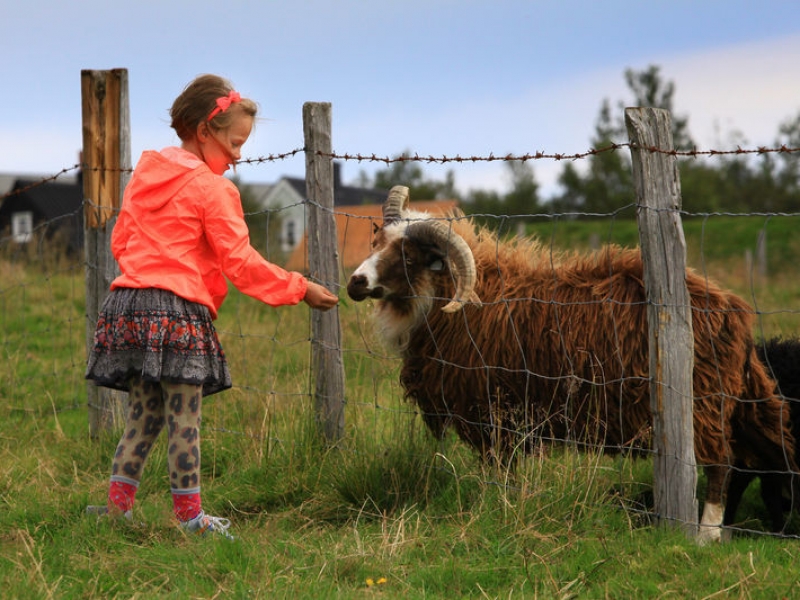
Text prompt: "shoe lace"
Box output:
[[204, 515, 232, 533]]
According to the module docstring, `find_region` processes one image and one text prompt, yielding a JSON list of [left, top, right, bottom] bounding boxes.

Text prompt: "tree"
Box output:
[[462, 188, 502, 229], [553, 65, 693, 215], [462, 161, 541, 231], [360, 150, 459, 200], [739, 113, 800, 213], [553, 99, 633, 214], [232, 177, 285, 263], [503, 160, 540, 218], [772, 111, 800, 198], [681, 115, 800, 214], [621, 66, 694, 150]]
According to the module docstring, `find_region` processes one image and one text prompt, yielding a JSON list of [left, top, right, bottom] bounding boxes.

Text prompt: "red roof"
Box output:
[[284, 200, 460, 273]]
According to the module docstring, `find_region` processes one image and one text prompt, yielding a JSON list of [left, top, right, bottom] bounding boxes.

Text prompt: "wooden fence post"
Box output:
[[625, 107, 698, 537], [303, 102, 345, 444], [81, 68, 131, 436]]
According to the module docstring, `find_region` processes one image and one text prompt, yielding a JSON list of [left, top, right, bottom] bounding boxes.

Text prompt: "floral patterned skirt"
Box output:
[[85, 287, 232, 396]]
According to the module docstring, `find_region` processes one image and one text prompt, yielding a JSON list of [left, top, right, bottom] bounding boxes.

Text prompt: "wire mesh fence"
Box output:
[[2, 96, 800, 540]]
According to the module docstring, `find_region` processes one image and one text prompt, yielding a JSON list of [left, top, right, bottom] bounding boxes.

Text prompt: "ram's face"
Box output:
[[348, 184, 479, 314], [347, 221, 447, 306]]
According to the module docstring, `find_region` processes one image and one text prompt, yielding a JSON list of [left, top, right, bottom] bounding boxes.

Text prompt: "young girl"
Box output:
[[85, 74, 339, 538]]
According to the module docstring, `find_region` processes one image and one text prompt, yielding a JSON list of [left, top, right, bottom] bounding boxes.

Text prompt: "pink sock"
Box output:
[[108, 480, 137, 512], [172, 492, 202, 522]]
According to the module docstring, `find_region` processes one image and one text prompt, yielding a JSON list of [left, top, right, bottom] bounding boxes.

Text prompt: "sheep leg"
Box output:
[[758, 473, 789, 533], [698, 502, 724, 544], [697, 465, 727, 544], [728, 471, 789, 533], [723, 469, 755, 528]]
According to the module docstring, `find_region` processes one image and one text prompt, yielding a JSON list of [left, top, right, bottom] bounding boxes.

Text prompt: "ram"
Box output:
[[347, 185, 797, 543]]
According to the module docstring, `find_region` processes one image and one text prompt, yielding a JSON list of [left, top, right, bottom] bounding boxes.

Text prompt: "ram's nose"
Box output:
[[347, 274, 385, 301], [347, 274, 370, 301]]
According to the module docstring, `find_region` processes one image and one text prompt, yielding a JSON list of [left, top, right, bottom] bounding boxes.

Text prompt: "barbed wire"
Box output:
[[3, 143, 799, 202], [237, 147, 305, 165], [314, 142, 800, 165], [0, 148, 305, 200], [3, 164, 82, 198]]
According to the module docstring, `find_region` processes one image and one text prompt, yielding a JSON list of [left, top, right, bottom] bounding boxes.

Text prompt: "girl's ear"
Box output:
[[196, 122, 210, 142]]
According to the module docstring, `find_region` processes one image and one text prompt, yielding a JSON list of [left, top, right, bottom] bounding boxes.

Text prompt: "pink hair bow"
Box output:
[[207, 90, 242, 121]]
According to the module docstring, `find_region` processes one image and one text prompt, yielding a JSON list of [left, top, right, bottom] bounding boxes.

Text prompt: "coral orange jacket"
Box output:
[[110, 147, 307, 318]]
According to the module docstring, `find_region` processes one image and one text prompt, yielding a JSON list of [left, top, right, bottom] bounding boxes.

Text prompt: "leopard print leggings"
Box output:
[[110, 376, 203, 493]]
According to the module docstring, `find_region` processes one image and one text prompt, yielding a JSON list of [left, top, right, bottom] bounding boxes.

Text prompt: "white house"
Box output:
[[257, 162, 388, 254]]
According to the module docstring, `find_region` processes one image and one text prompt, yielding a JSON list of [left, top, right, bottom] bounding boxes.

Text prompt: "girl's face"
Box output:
[[198, 113, 254, 175]]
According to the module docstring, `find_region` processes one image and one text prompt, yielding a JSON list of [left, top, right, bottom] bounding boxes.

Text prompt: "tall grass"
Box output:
[[1, 216, 800, 598]]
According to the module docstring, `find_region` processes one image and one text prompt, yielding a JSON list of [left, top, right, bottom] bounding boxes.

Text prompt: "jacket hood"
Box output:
[[127, 147, 207, 211]]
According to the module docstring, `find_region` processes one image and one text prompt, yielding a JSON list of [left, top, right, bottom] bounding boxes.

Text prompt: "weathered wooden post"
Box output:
[[303, 102, 345, 443], [81, 68, 131, 436], [626, 107, 698, 538]]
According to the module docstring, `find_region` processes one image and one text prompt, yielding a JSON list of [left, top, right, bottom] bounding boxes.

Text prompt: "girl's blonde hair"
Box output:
[[170, 74, 258, 141]]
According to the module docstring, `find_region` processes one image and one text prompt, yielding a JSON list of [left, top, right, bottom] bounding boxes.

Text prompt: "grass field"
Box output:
[[2, 215, 800, 598]]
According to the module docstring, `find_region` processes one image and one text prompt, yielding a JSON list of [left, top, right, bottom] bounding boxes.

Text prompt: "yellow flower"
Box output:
[[366, 578, 374, 587]]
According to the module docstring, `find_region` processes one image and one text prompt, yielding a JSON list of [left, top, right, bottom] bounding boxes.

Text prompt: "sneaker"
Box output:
[[85, 505, 133, 521], [181, 510, 235, 540]]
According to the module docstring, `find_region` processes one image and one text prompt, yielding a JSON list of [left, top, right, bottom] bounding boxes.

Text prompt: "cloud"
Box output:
[[665, 34, 800, 147], [3, 29, 797, 205], [441, 34, 800, 198]]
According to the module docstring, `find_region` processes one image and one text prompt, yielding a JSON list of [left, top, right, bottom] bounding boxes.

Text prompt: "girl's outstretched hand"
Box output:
[[303, 281, 339, 311]]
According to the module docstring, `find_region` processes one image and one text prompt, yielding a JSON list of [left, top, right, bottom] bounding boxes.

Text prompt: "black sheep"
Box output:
[[724, 336, 800, 533]]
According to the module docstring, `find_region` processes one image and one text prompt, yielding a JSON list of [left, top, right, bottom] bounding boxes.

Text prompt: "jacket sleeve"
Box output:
[[202, 179, 308, 307]]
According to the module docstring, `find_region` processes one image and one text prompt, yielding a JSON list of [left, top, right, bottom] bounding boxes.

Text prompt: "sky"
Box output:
[[3, 1, 800, 200]]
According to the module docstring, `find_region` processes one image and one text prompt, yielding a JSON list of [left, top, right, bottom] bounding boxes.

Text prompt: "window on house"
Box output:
[[286, 220, 296, 248], [12, 211, 33, 243]]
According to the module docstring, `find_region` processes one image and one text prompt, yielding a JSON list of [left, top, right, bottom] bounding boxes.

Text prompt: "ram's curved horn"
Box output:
[[405, 219, 481, 313], [382, 185, 410, 225]]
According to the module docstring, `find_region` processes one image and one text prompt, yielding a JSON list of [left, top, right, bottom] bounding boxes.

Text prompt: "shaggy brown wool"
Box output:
[[356, 218, 797, 517]]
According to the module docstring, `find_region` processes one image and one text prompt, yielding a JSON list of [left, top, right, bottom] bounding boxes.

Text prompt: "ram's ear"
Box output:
[[421, 243, 447, 271], [428, 259, 445, 272], [404, 219, 477, 313]]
